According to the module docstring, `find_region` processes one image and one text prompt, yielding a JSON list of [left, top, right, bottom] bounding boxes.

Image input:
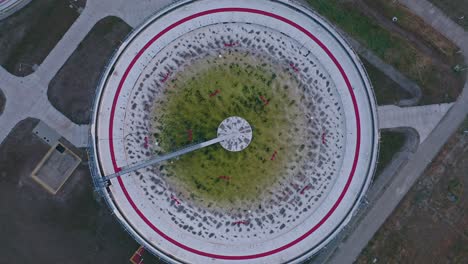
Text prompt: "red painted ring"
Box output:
[[107, 7, 362, 260]]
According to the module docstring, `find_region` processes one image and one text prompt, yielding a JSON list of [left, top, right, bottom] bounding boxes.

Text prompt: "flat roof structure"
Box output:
[[32, 142, 81, 194], [89, 0, 379, 263]]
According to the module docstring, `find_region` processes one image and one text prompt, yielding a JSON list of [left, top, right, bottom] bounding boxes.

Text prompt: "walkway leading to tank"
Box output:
[[0, 0, 31, 21]]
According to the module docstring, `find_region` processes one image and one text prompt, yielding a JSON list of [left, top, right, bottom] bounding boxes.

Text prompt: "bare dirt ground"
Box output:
[[0, 0, 86, 76], [48, 16, 132, 124], [357, 118, 468, 264], [0, 88, 5, 115], [358, 0, 466, 104], [0, 118, 163, 263]]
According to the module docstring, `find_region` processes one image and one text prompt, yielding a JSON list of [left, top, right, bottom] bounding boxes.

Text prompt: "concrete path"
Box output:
[[378, 103, 454, 143], [328, 1, 468, 262], [0, 0, 175, 147], [34, 6, 104, 84], [35, 0, 175, 83], [0, 67, 89, 147]]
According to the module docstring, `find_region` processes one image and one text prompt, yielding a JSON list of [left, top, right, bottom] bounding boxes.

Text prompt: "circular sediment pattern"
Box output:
[[90, 1, 379, 263]]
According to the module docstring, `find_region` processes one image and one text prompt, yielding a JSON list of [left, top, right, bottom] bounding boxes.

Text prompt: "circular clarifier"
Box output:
[[89, 0, 379, 263]]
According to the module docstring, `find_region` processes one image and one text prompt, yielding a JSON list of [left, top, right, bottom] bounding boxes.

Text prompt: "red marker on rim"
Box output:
[[161, 71, 172, 83], [322, 132, 327, 144], [171, 195, 181, 205], [224, 42, 238, 47], [290, 62, 300, 72], [233, 220, 249, 225], [300, 184, 311, 195]]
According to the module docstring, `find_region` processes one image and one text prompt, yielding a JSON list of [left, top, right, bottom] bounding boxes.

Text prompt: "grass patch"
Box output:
[[362, 57, 411, 105], [306, 0, 464, 104], [152, 52, 305, 208], [364, 0, 460, 60], [48, 16, 131, 124], [375, 131, 406, 176], [0, 0, 82, 76]]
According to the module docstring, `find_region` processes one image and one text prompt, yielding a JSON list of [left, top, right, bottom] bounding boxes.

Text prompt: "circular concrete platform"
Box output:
[[89, 0, 379, 263]]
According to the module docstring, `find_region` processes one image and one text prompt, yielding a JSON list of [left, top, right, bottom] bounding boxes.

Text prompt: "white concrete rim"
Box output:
[[89, 0, 379, 263]]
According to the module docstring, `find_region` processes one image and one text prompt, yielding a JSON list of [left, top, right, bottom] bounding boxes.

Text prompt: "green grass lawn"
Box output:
[[152, 52, 306, 208]]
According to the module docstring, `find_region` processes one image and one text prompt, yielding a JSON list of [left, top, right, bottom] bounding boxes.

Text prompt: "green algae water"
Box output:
[[151, 51, 307, 209]]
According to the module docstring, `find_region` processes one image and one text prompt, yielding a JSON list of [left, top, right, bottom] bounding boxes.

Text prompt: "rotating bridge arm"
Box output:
[[101, 135, 231, 182]]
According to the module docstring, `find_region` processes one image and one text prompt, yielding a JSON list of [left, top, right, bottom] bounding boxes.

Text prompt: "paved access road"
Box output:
[[329, 0, 468, 262]]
